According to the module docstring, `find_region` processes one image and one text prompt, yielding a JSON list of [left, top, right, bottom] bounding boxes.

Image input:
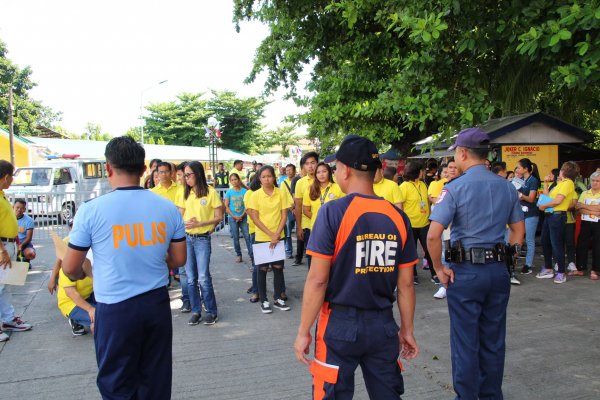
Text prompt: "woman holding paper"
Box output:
[[574, 171, 600, 280], [537, 161, 578, 283], [302, 162, 344, 268], [514, 158, 540, 275], [247, 165, 291, 314]]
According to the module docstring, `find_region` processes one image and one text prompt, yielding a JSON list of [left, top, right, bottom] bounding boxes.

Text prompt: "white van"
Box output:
[[6, 158, 111, 222]]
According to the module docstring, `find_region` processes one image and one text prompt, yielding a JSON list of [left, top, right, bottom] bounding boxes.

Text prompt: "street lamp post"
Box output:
[[139, 80, 167, 145], [206, 116, 220, 176]]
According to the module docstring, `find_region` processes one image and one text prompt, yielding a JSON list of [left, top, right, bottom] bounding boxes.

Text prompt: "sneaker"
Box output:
[[273, 299, 291, 311], [280, 292, 288, 301], [249, 293, 259, 303], [188, 313, 202, 325], [431, 276, 440, 284], [423, 258, 429, 270], [554, 263, 558, 272], [520, 265, 532, 274], [0, 330, 8, 342], [567, 262, 577, 272], [286, 255, 294, 259], [261, 301, 272, 314], [2, 316, 32, 332], [180, 301, 191, 313], [554, 273, 567, 284], [204, 314, 218, 325], [433, 286, 447, 299], [291, 259, 302, 266], [536, 269, 554, 279], [510, 273, 521, 285], [68, 319, 86, 336], [413, 276, 420, 285]]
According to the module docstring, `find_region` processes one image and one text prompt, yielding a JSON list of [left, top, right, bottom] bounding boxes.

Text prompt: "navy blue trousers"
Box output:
[[447, 262, 510, 400], [94, 287, 172, 400], [311, 303, 404, 399]]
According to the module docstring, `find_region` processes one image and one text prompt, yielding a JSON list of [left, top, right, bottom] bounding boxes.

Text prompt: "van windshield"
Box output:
[[12, 168, 52, 186]]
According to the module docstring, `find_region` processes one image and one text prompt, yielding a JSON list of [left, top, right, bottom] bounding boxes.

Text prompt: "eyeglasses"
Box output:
[[158, 170, 170, 175], [184, 173, 194, 179]]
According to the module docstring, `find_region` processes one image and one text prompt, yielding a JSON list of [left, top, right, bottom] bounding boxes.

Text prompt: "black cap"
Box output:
[[334, 135, 382, 171], [323, 154, 336, 163]]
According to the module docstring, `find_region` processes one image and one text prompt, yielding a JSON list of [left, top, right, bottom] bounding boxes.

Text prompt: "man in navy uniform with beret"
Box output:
[[427, 128, 524, 399]]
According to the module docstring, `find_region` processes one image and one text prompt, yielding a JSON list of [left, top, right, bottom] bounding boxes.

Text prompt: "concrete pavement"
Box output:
[[0, 236, 599, 399]]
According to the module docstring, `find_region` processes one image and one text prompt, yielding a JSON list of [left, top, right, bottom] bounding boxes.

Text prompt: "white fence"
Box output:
[[6, 188, 233, 242]]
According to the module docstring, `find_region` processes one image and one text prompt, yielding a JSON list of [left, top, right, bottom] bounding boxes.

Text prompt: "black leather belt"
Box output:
[[463, 248, 504, 264], [0, 237, 15, 242], [328, 303, 393, 317], [186, 233, 211, 238]]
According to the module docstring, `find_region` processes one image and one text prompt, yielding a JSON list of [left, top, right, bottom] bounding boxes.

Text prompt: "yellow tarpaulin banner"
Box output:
[[502, 145, 558, 181]]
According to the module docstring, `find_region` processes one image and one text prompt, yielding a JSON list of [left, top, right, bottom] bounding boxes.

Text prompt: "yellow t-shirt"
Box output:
[[427, 178, 448, 200], [302, 183, 345, 230], [244, 190, 255, 234], [578, 189, 600, 219], [550, 179, 575, 212], [57, 268, 93, 318], [176, 186, 223, 234], [566, 190, 578, 224], [399, 180, 430, 228], [280, 178, 294, 206], [373, 178, 402, 204], [0, 190, 18, 238], [247, 187, 290, 242], [294, 176, 314, 229], [150, 181, 180, 204], [174, 185, 184, 207]]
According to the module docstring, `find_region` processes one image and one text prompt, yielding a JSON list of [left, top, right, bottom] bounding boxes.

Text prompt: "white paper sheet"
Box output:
[[0, 261, 29, 285], [252, 241, 286, 265]]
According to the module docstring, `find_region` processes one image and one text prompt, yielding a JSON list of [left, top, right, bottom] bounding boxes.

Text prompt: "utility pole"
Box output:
[[8, 86, 15, 165]]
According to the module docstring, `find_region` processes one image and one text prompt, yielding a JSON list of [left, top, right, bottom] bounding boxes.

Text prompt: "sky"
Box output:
[[0, 0, 305, 136]]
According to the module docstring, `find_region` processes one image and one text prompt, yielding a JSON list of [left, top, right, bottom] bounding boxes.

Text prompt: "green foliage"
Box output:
[[157, 136, 165, 145], [234, 0, 600, 152], [143, 90, 267, 154], [0, 38, 61, 136], [261, 125, 304, 156], [146, 136, 156, 144], [125, 127, 141, 141]]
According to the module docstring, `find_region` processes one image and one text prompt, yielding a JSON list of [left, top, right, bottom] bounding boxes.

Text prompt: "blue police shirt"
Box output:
[[307, 193, 418, 310], [429, 165, 523, 248], [17, 214, 35, 243], [224, 187, 247, 217], [68, 187, 186, 304]]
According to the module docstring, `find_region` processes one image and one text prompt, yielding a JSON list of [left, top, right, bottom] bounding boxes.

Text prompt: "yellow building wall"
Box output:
[[0, 133, 31, 167]]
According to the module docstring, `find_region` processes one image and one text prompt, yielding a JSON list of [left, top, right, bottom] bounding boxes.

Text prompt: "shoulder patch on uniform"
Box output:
[[436, 189, 448, 204]]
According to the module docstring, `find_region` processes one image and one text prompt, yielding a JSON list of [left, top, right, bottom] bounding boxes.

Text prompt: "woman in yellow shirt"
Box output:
[[177, 161, 223, 325], [537, 161, 578, 283], [247, 166, 291, 314], [399, 161, 437, 285], [302, 162, 344, 268], [574, 171, 600, 280]]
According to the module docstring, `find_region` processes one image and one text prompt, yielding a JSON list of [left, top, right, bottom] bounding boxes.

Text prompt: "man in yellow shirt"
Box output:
[[151, 162, 180, 204], [293, 152, 318, 266], [373, 167, 402, 208], [0, 160, 33, 342]]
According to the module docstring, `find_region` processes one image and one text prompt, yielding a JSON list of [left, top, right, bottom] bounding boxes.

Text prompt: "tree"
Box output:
[[261, 125, 304, 157], [0, 39, 61, 136], [233, 1, 600, 154], [143, 90, 268, 153], [125, 127, 141, 141]]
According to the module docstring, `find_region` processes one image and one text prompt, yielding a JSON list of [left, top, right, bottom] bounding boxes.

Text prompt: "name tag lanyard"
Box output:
[[319, 185, 332, 206], [410, 182, 427, 212]]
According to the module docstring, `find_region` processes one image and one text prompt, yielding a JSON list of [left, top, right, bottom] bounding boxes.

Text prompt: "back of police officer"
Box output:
[[427, 128, 524, 400], [294, 135, 420, 400]]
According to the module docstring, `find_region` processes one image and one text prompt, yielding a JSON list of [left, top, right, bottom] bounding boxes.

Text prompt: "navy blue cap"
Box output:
[[334, 135, 382, 171], [323, 154, 336, 163], [448, 128, 490, 151]]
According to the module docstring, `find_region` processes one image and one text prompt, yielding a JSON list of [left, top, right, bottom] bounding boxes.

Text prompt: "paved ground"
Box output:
[[1, 235, 599, 399]]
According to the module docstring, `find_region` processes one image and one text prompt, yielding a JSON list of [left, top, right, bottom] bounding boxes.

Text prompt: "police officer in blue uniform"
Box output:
[[427, 128, 524, 400], [294, 135, 419, 399]]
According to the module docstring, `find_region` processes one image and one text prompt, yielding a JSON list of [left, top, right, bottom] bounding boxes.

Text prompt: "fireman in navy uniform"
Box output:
[[427, 128, 524, 400], [294, 135, 419, 399]]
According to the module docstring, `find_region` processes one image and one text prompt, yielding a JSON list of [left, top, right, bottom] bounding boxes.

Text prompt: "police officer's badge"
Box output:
[[200, 199, 208, 205]]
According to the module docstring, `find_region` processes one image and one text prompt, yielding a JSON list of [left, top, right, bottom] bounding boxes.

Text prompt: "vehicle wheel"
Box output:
[[60, 202, 75, 223]]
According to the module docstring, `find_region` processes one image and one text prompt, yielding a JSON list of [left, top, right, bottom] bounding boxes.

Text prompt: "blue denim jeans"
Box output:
[[179, 266, 189, 304], [541, 213, 566, 273], [284, 210, 295, 257], [524, 216, 539, 267], [185, 235, 217, 316], [228, 215, 253, 260], [68, 293, 97, 327], [250, 233, 258, 294]]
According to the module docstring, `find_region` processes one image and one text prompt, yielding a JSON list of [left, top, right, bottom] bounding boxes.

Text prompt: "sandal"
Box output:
[[567, 270, 584, 277], [591, 271, 599, 281]]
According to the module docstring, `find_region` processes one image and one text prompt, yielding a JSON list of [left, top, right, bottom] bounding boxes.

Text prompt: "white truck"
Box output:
[[6, 158, 111, 222]]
